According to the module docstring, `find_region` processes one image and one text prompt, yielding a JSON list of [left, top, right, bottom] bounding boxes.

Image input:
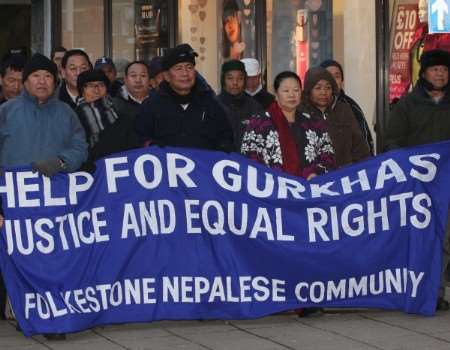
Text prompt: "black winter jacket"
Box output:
[[135, 80, 234, 152]]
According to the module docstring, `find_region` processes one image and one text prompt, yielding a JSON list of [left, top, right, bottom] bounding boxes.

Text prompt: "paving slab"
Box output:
[[2, 309, 450, 350]]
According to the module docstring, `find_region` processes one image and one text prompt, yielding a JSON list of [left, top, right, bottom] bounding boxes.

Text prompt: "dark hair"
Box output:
[[51, 46, 67, 60], [320, 59, 344, 81], [61, 49, 92, 69], [222, 0, 241, 59], [0, 54, 26, 77], [273, 71, 302, 92], [124, 60, 150, 76]]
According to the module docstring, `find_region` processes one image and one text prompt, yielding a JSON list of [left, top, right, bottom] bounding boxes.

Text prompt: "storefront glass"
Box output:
[[266, 0, 333, 88], [388, 0, 450, 104], [61, 0, 104, 63]]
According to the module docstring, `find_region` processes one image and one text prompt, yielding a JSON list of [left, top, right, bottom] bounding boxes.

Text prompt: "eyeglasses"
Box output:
[[85, 82, 106, 89]]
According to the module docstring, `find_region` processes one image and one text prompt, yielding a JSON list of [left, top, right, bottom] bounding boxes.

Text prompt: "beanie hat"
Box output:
[[162, 44, 198, 71], [149, 56, 164, 78], [419, 49, 450, 75], [77, 69, 110, 96], [221, 59, 246, 87], [303, 67, 338, 101], [22, 53, 58, 83], [320, 59, 344, 81]]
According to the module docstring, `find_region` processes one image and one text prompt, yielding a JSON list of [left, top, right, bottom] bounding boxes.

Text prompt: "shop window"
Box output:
[[61, 0, 104, 63], [178, 0, 222, 89], [112, 0, 170, 73], [266, 0, 333, 89]]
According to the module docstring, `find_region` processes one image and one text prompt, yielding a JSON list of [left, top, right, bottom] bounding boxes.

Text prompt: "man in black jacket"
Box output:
[[385, 49, 450, 311], [59, 49, 92, 110], [135, 44, 234, 152], [218, 59, 265, 151]]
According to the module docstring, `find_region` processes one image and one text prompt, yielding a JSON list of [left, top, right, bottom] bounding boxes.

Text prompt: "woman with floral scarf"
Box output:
[[241, 71, 336, 179]]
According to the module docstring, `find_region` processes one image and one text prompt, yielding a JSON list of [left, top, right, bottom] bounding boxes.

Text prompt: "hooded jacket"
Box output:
[[385, 79, 450, 150], [301, 67, 370, 167]]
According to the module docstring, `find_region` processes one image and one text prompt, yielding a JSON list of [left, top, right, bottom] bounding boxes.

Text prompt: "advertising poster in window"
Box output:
[[134, 0, 169, 61], [220, 0, 256, 64], [268, 0, 332, 86], [388, 0, 419, 103]]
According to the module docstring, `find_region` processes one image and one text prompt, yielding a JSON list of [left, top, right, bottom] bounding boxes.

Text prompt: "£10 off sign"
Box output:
[[394, 7, 418, 50]]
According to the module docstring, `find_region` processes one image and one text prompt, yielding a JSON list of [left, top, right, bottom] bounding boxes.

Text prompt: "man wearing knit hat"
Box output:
[[218, 59, 265, 150], [135, 43, 234, 152], [241, 58, 275, 109], [0, 53, 88, 339], [385, 49, 450, 311]]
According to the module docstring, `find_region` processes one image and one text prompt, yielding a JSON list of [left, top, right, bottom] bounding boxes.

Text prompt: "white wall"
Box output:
[[342, 0, 377, 150]]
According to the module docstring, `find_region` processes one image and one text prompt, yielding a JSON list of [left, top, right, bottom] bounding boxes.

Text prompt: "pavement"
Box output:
[[3, 308, 450, 350]]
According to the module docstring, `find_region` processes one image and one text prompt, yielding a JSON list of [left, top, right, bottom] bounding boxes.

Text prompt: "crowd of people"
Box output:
[[0, 42, 449, 339]]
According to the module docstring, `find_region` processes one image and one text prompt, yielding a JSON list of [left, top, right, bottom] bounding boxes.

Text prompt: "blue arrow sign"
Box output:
[[428, 0, 450, 33]]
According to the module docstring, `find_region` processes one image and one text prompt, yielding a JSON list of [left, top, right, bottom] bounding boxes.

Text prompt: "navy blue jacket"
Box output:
[[135, 79, 234, 152]]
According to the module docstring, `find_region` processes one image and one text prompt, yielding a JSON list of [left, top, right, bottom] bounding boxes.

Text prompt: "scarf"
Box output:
[[77, 96, 119, 148], [267, 101, 302, 176]]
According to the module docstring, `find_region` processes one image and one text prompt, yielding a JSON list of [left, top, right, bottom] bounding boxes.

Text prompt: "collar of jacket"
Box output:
[[219, 90, 248, 106], [22, 88, 58, 107], [413, 79, 450, 105], [119, 85, 147, 105]]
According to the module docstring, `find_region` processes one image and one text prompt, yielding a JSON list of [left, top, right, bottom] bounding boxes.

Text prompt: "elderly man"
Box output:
[[0, 54, 88, 338], [385, 49, 450, 311], [241, 58, 275, 109], [135, 43, 234, 151], [0, 54, 26, 105]]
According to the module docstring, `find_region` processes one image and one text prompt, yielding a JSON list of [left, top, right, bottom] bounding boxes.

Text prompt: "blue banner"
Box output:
[[1, 142, 450, 336]]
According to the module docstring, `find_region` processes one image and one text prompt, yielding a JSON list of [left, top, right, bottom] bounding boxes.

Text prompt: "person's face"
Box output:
[[275, 77, 302, 112], [62, 55, 90, 91], [0, 68, 23, 100], [53, 51, 65, 77], [224, 70, 245, 95], [246, 75, 260, 93], [164, 62, 196, 95], [124, 63, 150, 97], [423, 65, 449, 90], [99, 64, 116, 83], [418, 0, 428, 23], [224, 14, 240, 44], [24, 70, 55, 104], [82, 81, 107, 103], [310, 79, 333, 111], [150, 72, 165, 90], [325, 66, 343, 92]]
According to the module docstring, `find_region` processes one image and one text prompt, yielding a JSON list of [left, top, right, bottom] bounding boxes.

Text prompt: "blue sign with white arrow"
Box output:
[[429, 0, 450, 33]]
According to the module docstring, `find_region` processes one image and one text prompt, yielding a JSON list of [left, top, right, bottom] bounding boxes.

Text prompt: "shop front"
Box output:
[[55, 1, 375, 134]]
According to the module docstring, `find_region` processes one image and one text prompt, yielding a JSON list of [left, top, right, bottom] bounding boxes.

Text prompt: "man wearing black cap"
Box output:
[[218, 59, 265, 150], [135, 43, 234, 152], [148, 56, 164, 90], [94, 56, 123, 97], [0, 53, 88, 339], [385, 49, 450, 311]]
